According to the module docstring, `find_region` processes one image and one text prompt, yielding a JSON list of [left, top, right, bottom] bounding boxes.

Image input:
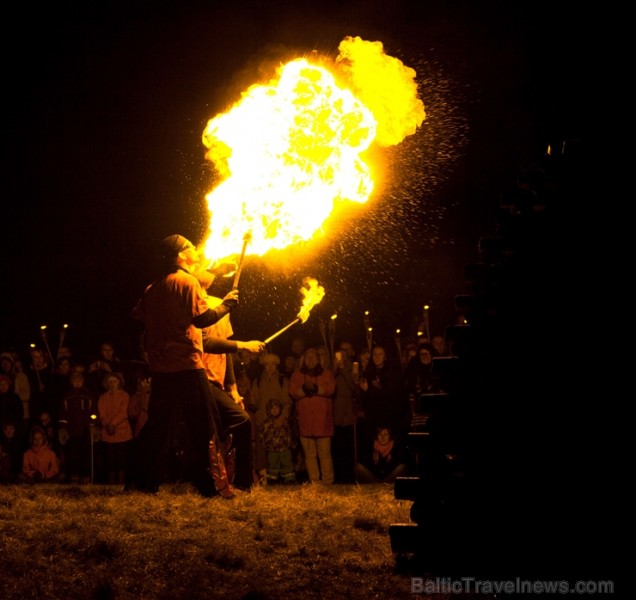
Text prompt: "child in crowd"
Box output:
[[37, 410, 65, 473], [260, 398, 296, 484], [0, 374, 24, 430], [0, 440, 11, 482], [58, 370, 95, 484], [127, 374, 151, 438], [98, 372, 133, 484], [249, 353, 291, 484], [0, 420, 26, 482], [11, 357, 31, 429], [355, 427, 408, 484], [19, 425, 64, 483]]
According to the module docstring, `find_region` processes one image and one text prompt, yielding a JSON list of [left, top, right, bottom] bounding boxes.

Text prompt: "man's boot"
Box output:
[[208, 438, 235, 499], [223, 434, 236, 485]]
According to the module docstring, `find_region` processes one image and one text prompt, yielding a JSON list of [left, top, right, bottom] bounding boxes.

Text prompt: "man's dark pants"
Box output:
[[127, 369, 218, 496]]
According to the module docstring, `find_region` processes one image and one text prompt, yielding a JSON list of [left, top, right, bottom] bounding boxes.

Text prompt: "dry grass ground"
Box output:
[[0, 481, 461, 600]]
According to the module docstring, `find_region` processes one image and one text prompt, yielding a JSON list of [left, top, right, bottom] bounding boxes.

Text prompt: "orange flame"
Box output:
[[297, 277, 325, 323], [200, 36, 425, 266], [263, 277, 325, 344]]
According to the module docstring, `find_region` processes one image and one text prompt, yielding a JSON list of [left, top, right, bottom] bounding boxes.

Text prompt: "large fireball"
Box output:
[[200, 36, 426, 266]]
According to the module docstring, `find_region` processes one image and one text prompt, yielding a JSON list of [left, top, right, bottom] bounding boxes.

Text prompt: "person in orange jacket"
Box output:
[[19, 425, 63, 483], [98, 372, 133, 484]]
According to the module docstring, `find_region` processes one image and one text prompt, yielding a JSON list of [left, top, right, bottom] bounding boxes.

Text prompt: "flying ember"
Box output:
[[200, 36, 426, 267]]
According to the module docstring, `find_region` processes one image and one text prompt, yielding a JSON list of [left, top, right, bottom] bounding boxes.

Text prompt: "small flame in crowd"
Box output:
[[200, 36, 426, 266], [297, 277, 325, 323]]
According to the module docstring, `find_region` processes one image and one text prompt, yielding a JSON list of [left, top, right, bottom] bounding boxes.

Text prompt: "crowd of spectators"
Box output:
[[1, 324, 454, 487]]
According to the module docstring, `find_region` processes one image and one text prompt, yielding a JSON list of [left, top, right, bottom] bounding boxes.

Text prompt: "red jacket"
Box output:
[[289, 367, 336, 437], [98, 389, 133, 443], [22, 445, 59, 480]]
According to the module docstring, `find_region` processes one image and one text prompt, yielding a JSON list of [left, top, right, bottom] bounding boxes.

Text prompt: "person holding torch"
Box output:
[[126, 235, 239, 497], [194, 263, 266, 492]]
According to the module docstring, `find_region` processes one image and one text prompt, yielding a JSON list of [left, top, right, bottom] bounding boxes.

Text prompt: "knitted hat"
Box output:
[[0, 352, 15, 366], [160, 235, 192, 259], [260, 353, 280, 366], [103, 371, 125, 389]]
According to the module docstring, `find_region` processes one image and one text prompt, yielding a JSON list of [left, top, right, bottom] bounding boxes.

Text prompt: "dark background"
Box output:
[[1, 0, 586, 363]]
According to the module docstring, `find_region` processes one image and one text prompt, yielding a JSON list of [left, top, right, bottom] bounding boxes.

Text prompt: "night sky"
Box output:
[[2, 1, 585, 362]]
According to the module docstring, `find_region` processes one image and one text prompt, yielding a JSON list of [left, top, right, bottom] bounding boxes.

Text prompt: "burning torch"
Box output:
[[328, 313, 337, 362], [89, 414, 98, 484], [363, 311, 373, 350], [232, 231, 252, 289], [394, 328, 402, 366], [57, 323, 69, 359], [264, 277, 325, 345], [40, 325, 54, 369], [29, 343, 43, 388], [422, 304, 431, 341], [319, 320, 328, 353]]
